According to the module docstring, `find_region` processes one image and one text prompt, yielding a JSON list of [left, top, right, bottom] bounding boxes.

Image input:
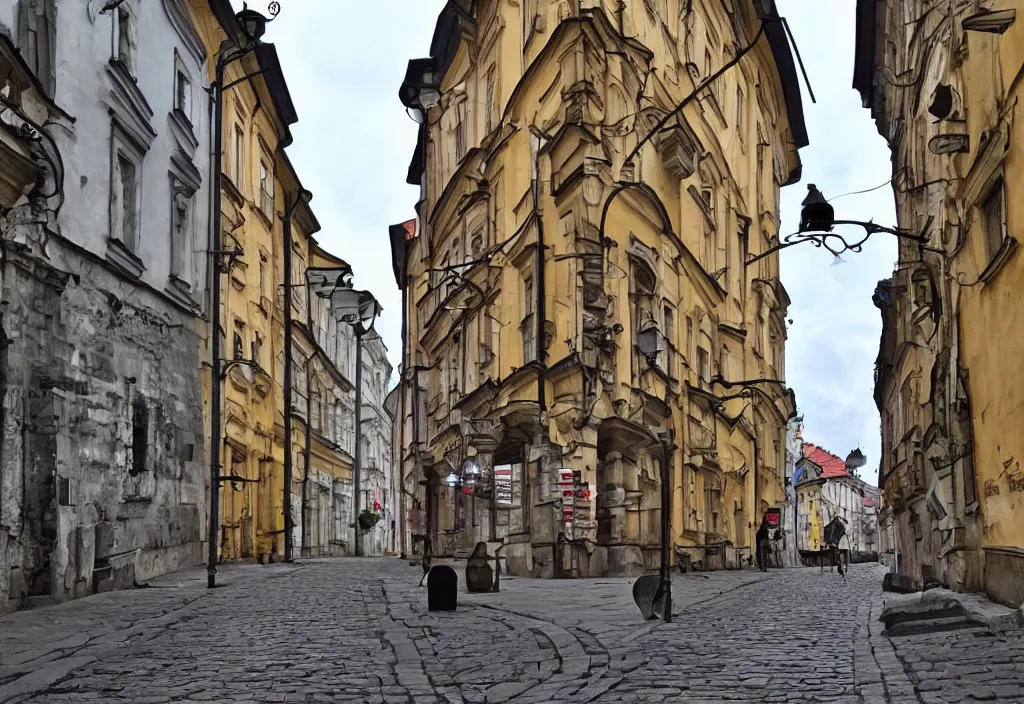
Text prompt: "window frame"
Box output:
[[981, 176, 1006, 262]]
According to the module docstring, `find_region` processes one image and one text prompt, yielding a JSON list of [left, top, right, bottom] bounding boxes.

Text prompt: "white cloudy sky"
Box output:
[[250, 0, 896, 482]]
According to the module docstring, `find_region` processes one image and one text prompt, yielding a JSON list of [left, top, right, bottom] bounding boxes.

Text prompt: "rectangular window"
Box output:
[[697, 347, 710, 389], [455, 100, 468, 162], [118, 154, 137, 251], [485, 66, 497, 134], [259, 255, 267, 299], [522, 0, 536, 48], [686, 316, 693, 363], [664, 305, 675, 348], [233, 125, 244, 185], [130, 397, 148, 477], [982, 177, 1005, 260], [175, 70, 191, 119], [736, 86, 746, 137], [522, 276, 536, 363], [259, 160, 273, 217]]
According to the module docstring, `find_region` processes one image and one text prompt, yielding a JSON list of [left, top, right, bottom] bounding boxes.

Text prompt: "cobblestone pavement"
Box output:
[[1, 559, 1022, 703]]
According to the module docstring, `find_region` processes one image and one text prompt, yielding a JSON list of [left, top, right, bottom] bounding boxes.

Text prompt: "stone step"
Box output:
[[882, 601, 964, 628], [884, 615, 986, 638]]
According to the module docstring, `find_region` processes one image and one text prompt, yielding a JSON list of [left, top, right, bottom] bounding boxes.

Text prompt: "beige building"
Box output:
[[858, 0, 1024, 605], [392, 0, 806, 577]]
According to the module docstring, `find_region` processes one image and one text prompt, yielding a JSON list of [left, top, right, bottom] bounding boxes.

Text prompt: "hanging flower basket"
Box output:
[[358, 509, 381, 530]]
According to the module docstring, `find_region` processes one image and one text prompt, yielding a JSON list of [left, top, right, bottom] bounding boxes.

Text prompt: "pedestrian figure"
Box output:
[[822, 516, 847, 579], [755, 517, 770, 572]]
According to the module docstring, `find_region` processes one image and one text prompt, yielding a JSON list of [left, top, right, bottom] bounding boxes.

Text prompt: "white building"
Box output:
[[358, 335, 394, 556], [1, 0, 209, 611]]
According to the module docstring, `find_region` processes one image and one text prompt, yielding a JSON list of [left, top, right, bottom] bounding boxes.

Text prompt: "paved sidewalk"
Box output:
[[1, 559, 1023, 703]]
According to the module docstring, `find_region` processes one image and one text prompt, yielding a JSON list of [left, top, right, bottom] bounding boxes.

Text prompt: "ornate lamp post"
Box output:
[[745, 184, 931, 267], [308, 276, 381, 556], [206, 2, 279, 590]]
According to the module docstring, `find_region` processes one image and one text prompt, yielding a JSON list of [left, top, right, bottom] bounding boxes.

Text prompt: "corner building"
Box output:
[[395, 0, 807, 577], [858, 0, 1024, 605]]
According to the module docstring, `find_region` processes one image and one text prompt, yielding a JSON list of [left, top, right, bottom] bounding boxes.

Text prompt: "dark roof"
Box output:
[[761, 0, 808, 160], [399, 3, 463, 185], [853, 0, 878, 108], [388, 219, 416, 289], [207, 1, 297, 132]]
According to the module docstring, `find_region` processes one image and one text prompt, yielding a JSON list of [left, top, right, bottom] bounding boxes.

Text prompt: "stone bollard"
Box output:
[[427, 565, 458, 611], [465, 542, 494, 593]]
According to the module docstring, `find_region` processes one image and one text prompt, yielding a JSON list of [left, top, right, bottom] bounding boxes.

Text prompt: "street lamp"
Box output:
[[745, 184, 931, 267], [207, 4, 278, 590], [310, 280, 381, 556]]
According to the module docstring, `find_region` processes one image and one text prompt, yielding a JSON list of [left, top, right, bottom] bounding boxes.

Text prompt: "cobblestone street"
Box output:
[[1, 559, 1022, 703]]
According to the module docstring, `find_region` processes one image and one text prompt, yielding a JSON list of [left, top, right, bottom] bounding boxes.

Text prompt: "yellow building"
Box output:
[[393, 0, 804, 576], [193, 1, 356, 563], [859, 0, 1024, 605]]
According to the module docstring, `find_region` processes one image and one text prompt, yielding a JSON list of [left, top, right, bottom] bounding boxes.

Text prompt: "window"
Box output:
[[117, 154, 138, 251], [485, 66, 497, 134], [754, 314, 764, 356], [735, 86, 746, 137], [116, 5, 137, 76], [455, 100, 468, 162], [981, 177, 1006, 260], [311, 391, 322, 431], [233, 125, 244, 185], [664, 305, 675, 348], [634, 262, 656, 329], [130, 397, 148, 477], [259, 160, 273, 217], [521, 276, 536, 363], [697, 347, 710, 389], [686, 316, 693, 362], [522, 0, 536, 47], [259, 254, 267, 300], [175, 70, 192, 120], [252, 333, 263, 369], [170, 188, 192, 280]]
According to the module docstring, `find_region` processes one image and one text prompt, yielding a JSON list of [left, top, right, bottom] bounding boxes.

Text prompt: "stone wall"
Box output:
[[1, 236, 205, 614]]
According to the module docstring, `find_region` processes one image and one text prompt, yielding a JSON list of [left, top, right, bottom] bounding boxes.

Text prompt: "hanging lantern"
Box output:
[[444, 470, 461, 488], [461, 458, 481, 488]]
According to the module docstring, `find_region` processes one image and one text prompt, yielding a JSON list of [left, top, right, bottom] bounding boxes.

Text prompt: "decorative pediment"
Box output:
[[170, 148, 202, 193], [162, 0, 207, 67], [168, 109, 198, 158], [105, 61, 156, 153]]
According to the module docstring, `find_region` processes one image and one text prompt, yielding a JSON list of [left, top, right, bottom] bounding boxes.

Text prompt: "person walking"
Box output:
[[755, 517, 770, 572]]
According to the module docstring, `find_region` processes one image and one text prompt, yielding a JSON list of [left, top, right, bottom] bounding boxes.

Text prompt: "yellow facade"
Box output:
[[192, 2, 355, 563], [394, 0, 803, 576], [860, 0, 1024, 604]]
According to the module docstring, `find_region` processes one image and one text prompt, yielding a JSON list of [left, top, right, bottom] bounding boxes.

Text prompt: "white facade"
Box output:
[[1, 0, 210, 611], [358, 335, 393, 556], [55, 0, 210, 306]]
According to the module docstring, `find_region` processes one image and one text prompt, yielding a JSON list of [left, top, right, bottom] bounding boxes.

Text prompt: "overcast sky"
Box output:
[[251, 0, 896, 482]]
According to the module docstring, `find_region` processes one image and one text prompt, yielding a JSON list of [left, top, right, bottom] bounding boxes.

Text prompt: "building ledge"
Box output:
[[105, 238, 145, 279]]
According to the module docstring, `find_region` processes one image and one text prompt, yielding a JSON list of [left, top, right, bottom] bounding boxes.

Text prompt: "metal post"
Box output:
[[207, 57, 226, 590], [660, 434, 673, 623], [353, 330, 364, 556], [282, 198, 295, 562]]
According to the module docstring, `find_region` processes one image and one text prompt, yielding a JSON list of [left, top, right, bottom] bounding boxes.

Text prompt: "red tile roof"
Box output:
[[802, 442, 849, 478]]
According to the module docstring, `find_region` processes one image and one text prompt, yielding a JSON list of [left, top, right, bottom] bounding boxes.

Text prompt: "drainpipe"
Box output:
[[206, 56, 227, 589], [398, 276, 408, 558], [353, 329, 365, 556], [282, 189, 310, 562], [301, 356, 312, 556]]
